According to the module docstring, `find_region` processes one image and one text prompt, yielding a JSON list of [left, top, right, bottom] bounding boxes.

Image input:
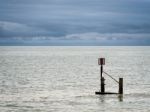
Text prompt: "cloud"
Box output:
[[5, 32, 149, 41], [0, 32, 150, 45], [0, 0, 150, 45], [0, 21, 50, 37], [0, 21, 34, 32], [64, 33, 150, 40]]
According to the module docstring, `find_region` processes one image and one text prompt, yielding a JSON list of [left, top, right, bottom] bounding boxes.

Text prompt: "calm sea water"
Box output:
[[0, 46, 150, 112]]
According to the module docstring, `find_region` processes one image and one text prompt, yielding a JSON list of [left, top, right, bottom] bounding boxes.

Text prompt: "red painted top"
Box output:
[[98, 58, 105, 65]]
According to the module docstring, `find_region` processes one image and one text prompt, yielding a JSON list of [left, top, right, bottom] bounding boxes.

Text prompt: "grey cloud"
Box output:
[[0, 21, 67, 37], [62, 33, 150, 41], [0, 0, 150, 45], [7, 32, 150, 41], [0, 21, 47, 37]]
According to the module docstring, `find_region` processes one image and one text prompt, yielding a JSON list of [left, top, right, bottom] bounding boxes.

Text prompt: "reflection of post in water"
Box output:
[[118, 94, 123, 102], [98, 95, 123, 103], [99, 95, 105, 103]]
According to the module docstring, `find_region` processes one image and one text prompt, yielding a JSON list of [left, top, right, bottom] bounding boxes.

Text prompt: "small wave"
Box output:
[[2, 104, 33, 108]]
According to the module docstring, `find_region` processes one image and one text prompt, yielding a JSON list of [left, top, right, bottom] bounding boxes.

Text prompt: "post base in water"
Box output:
[[95, 91, 118, 95]]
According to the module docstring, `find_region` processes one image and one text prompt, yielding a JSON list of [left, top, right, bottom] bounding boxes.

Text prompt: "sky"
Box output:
[[0, 0, 150, 45]]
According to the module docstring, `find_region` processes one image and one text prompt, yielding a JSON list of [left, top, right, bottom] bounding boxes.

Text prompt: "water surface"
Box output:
[[0, 46, 150, 112]]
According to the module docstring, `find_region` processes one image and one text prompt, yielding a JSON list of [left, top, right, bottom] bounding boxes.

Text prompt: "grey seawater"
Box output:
[[0, 46, 150, 112]]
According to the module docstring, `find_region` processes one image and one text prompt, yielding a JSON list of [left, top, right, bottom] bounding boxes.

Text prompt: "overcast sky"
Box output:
[[0, 0, 150, 45]]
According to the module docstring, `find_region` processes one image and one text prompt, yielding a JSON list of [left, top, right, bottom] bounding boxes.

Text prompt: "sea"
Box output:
[[0, 46, 150, 112]]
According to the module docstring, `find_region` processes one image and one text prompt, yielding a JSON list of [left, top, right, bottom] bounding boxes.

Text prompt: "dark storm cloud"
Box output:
[[0, 0, 150, 45]]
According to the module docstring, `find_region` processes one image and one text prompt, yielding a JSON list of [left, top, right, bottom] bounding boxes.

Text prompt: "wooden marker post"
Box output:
[[96, 58, 124, 95], [98, 58, 105, 93], [119, 78, 123, 94]]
